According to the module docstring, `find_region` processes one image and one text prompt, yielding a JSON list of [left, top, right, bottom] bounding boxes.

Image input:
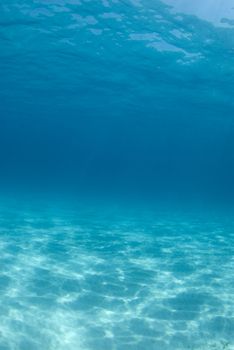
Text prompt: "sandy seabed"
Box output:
[[0, 204, 233, 350]]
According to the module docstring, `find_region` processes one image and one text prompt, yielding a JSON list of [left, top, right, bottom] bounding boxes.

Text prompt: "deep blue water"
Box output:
[[0, 0, 234, 349]]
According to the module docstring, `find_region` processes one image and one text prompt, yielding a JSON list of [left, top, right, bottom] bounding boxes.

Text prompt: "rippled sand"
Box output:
[[0, 204, 233, 350]]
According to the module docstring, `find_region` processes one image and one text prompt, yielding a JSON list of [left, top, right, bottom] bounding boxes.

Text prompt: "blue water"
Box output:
[[1, 0, 234, 349]]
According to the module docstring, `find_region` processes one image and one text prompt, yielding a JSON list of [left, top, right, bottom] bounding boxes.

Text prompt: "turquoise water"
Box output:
[[1, 0, 234, 349], [0, 201, 233, 350]]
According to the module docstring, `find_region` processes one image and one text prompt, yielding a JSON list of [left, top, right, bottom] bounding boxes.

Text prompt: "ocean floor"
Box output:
[[0, 202, 233, 350]]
